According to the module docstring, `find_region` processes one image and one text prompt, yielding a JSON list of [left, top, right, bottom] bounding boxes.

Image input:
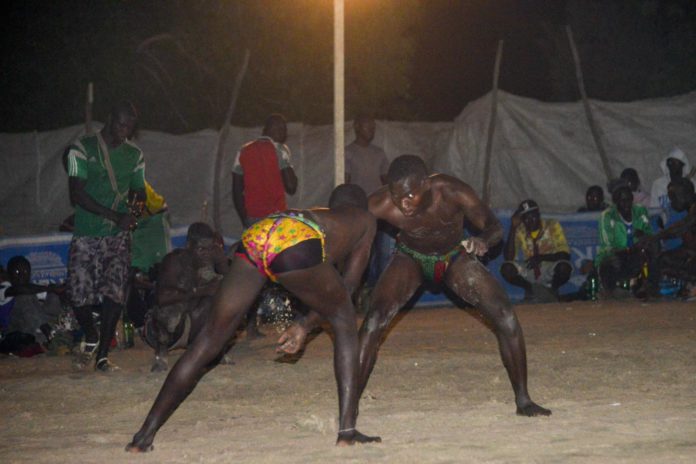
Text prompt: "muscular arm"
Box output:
[[341, 217, 377, 297], [449, 179, 504, 251], [281, 167, 298, 195], [232, 173, 248, 227], [69, 177, 137, 230]]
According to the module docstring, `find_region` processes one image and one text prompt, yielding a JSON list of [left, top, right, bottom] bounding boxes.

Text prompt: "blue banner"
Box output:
[[1, 209, 662, 303]]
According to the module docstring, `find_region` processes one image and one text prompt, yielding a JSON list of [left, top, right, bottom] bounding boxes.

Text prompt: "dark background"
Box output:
[[1, 0, 695, 134]]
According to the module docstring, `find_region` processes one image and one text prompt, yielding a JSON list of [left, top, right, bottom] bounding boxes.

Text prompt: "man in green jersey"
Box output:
[[65, 101, 145, 371]]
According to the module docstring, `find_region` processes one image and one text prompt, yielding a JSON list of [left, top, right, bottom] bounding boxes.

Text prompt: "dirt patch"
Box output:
[[2, 299, 695, 463]]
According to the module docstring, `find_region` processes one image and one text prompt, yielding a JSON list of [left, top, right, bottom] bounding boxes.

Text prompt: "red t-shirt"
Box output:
[[236, 139, 287, 217]]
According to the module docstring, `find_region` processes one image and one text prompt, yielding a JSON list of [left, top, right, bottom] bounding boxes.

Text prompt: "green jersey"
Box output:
[[67, 133, 146, 237], [595, 204, 652, 266]]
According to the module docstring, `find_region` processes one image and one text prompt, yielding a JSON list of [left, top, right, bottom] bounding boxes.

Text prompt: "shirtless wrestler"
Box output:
[[126, 184, 381, 452]]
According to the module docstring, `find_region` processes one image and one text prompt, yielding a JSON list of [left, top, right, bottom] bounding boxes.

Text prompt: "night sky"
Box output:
[[1, 0, 695, 133]]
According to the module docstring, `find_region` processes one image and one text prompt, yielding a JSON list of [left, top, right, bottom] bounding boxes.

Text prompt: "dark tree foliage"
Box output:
[[0, 0, 694, 133]]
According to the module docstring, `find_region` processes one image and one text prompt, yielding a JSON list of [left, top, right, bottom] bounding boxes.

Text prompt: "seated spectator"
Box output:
[[501, 199, 572, 302], [0, 256, 66, 356], [596, 179, 660, 299], [620, 167, 650, 207], [650, 147, 695, 251], [577, 185, 608, 212], [650, 147, 695, 209], [656, 178, 696, 293], [142, 222, 231, 372], [0, 264, 13, 332]]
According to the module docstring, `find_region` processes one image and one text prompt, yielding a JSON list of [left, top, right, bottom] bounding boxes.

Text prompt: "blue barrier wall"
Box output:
[[0, 209, 661, 304]]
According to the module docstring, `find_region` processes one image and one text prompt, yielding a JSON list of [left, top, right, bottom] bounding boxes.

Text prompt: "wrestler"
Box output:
[[143, 222, 231, 372], [281, 155, 551, 418], [127, 184, 381, 452]]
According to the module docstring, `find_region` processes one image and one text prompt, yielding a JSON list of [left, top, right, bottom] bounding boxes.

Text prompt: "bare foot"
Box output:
[[125, 442, 153, 453], [336, 429, 382, 446], [125, 430, 155, 452], [150, 357, 168, 373], [516, 401, 552, 417]]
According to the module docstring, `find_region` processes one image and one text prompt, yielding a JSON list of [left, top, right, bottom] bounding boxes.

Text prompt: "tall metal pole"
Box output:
[[334, 0, 345, 187]]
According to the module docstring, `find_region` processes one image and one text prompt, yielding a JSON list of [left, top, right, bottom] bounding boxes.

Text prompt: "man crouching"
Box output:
[[143, 222, 230, 372]]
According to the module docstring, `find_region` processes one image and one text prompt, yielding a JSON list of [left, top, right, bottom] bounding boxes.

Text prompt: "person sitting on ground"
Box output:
[[650, 147, 695, 210], [655, 178, 696, 294], [0, 264, 13, 333], [143, 222, 230, 372], [0, 256, 65, 356], [620, 167, 650, 207], [127, 184, 380, 452], [501, 199, 572, 302], [596, 179, 660, 299], [650, 147, 695, 251], [577, 185, 608, 212]]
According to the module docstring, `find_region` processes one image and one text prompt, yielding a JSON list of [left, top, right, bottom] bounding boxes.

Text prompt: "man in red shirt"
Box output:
[[232, 114, 297, 228]]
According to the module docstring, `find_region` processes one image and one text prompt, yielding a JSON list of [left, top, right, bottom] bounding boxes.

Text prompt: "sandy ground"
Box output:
[[2, 299, 695, 464]]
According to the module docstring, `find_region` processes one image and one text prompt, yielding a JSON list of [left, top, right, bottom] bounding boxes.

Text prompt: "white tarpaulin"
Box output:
[[0, 120, 450, 237], [433, 90, 696, 211], [1, 90, 695, 238]]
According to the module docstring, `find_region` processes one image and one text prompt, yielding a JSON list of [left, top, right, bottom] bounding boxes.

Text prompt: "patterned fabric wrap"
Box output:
[[67, 231, 131, 306], [395, 241, 461, 284], [241, 212, 325, 282]]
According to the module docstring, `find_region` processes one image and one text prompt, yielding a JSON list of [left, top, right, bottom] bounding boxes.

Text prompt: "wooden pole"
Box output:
[[482, 40, 503, 206], [212, 49, 250, 233], [566, 25, 613, 180], [85, 82, 93, 134], [334, 0, 345, 187]]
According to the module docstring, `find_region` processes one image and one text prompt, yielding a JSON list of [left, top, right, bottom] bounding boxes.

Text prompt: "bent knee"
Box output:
[[500, 262, 518, 280], [555, 262, 572, 276], [363, 305, 399, 334], [492, 308, 521, 337]]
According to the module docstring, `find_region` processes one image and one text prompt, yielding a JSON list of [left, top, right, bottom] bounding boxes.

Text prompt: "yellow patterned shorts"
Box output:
[[238, 214, 325, 281]]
